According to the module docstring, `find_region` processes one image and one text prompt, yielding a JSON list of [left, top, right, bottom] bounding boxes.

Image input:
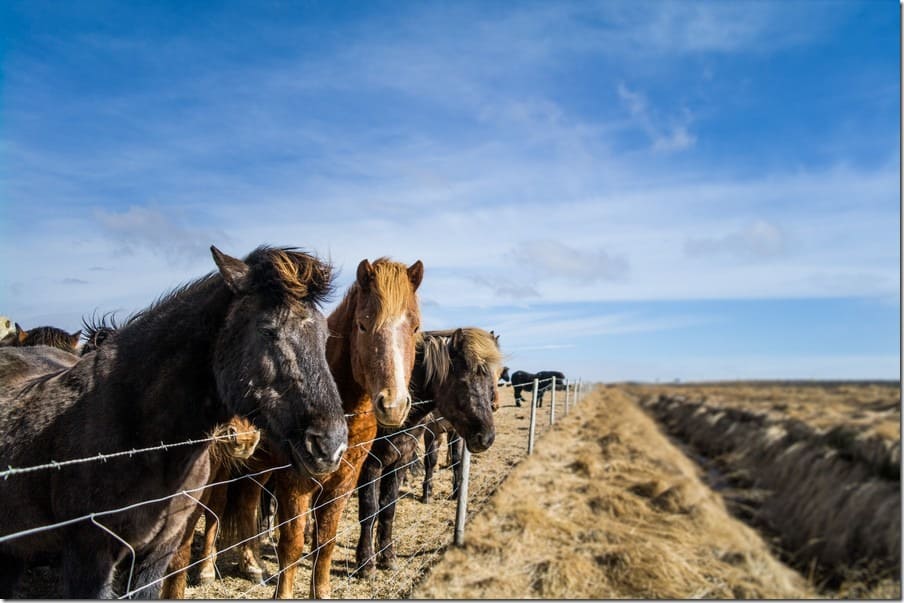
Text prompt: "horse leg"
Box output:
[[160, 501, 204, 598], [309, 486, 353, 599], [355, 456, 382, 578], [232, 477, 265, 582], [61, 537, 118, 598], [421, 427, 438, 503], [448, 436, 464, 500], [0, 552, 24, 597], [196, 479, 228, 585], [271, 471, 311, 600], [129, 532, 186, 599], [514, 385, 522, 407], [375, 465, 401, 570]]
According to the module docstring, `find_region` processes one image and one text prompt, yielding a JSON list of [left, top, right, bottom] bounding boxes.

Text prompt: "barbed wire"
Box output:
[[0, 430, 261, 481], [0, 375, 564, 479]]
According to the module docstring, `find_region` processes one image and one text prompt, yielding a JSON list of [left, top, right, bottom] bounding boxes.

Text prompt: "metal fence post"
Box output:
[[527, 378, 539, 455], [549, 376, 556, 425], [578, 378, 583, 404], [454, 445, 471, 546], [564, 381, 570, 415]]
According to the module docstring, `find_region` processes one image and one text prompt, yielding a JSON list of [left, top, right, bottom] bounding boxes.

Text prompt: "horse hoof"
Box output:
[[198, 571, 216, 585], [355, 564, 375, 579], [240, 566, 264, 581], [421, 495, 431, 504], [377, 557, 397, 571]]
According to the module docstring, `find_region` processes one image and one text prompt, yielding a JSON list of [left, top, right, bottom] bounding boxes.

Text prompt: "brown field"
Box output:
[[414, 385, 815, 599], [17, 381, 900, 598], [623, 381, 901, 598]]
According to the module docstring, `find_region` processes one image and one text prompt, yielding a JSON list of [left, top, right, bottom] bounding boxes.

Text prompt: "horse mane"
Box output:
[[19, 326, 80, 351], [421, 328, 504, 386], [81, 312, 121, 341], [248, 246, 335, 310], [369, 257, 418, 328], [114, 246, 334, 342]]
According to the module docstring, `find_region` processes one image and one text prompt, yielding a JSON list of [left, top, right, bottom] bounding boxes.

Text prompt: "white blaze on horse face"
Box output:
[[388, 313, 408, 407]]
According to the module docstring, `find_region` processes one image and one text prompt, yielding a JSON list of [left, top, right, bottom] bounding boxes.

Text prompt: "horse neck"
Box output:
[[326, 287, 367, 413], [406, 352, 438, 424], [113, 276, 234, 441]]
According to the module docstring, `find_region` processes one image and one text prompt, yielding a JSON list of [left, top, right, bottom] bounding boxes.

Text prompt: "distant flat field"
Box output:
[[622, 380, 900, 440]]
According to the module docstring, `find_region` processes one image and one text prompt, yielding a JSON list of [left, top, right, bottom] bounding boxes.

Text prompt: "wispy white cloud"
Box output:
[[685, 219, 786, 260], [507, 240, 630, 283], [618, 82, 696, 152], [94, 205, 234, 265]]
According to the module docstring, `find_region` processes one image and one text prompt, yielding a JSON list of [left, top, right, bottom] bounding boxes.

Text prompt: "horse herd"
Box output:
[[0, 245, 566, 600]]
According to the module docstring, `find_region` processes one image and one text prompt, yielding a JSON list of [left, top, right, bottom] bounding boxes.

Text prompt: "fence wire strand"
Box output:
[[5, 378, 586, 599]]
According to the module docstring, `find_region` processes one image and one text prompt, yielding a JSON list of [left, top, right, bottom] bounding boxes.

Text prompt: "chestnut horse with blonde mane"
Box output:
[[273, 256, 423, 598]]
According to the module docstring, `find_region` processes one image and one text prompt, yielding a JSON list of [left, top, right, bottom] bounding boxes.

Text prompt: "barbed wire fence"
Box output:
[[1, 375, 588, 599]]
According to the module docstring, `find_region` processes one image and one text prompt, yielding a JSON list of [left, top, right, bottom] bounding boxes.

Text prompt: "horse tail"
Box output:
[[218, 478, 260, 548]]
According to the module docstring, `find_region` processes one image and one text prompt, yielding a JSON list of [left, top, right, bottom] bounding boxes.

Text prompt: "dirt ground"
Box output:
[[185, 383, 563, 599]]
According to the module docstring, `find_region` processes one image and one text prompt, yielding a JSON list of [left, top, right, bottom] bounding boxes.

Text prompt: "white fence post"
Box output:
[[527, 378, 539, 455], [454, 445, 471, 546], [564, 382, 571, 415], [549, 376, 556, 425]]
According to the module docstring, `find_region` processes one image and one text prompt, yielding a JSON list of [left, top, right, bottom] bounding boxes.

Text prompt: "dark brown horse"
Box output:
[[0, 346, 79, 387], [10, 324, 81, 353], [354, 327, 503, 576], [0, 245, 348, 598]]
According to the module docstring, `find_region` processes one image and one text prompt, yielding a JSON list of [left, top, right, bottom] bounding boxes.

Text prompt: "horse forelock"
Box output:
[[369, 258, 419, 328], [421, 328, 503, 385], [248, 246, 334, 309], [420, 335, 452, 386]]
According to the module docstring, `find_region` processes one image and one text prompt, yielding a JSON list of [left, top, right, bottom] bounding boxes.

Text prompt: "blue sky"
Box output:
[[0, 1, 899, 382]]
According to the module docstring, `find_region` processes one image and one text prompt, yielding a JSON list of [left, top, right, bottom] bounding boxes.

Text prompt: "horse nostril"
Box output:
[[332, 442, 348, 464], [374, 393, 386, 411]]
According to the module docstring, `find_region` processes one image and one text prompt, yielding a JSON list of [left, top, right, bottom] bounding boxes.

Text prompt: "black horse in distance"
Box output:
[[506, 369, 566, 407]]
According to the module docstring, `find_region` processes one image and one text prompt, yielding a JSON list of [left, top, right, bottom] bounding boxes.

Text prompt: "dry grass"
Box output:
[[627, 382, 901, 598], [414, 386, 814, 599]]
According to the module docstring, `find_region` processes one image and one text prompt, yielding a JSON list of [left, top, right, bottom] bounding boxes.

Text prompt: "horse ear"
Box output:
[[211, 246, 250, 294], [15, 323, 28, 344], [407, 260, 424, 291], [356, 259, 375, 291], [70, 330, 82, 347]]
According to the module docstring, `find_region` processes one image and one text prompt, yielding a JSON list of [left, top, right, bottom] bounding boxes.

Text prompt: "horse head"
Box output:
[[339, 257, 423, 427], [428, 327, 502, 454], [211, 245, 348, 477]]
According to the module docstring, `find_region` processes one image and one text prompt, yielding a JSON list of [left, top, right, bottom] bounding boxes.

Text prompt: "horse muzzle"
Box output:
[[465, 428, 495, 454], [290, 427, 348, 477], [372, 390, 412, 427]]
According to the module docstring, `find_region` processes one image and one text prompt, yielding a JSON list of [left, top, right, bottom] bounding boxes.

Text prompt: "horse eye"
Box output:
[[413, 325, 420, 333], [357, 321, 366, 333]]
